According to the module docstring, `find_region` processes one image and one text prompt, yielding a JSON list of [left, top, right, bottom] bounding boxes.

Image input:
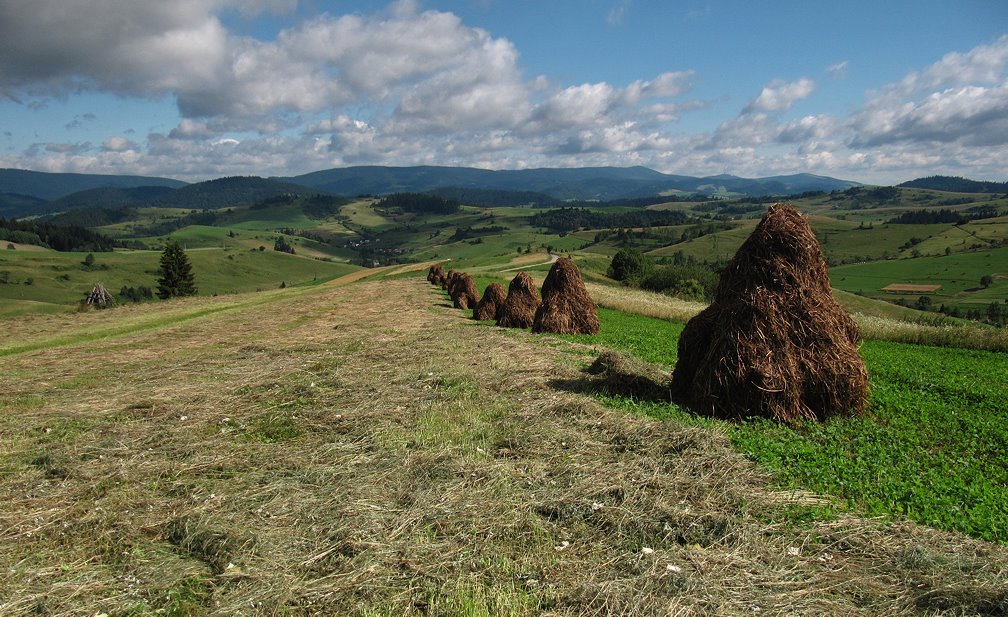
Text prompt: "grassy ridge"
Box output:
[[556, 309, 1008, 544], [0, 246, 359, 316]]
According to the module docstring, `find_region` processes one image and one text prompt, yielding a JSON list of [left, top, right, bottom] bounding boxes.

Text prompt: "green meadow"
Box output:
[[544, 307, 1008, 544], [0, 245, 358, 316]]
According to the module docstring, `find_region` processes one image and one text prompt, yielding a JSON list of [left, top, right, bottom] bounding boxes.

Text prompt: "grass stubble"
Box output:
[[1, 279, 1006, 615]]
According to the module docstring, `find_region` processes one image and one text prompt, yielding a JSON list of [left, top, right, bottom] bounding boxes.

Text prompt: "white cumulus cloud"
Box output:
[[743, 78, 816, 114]]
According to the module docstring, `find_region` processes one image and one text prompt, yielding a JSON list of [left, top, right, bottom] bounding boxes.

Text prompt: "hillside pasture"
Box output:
[[0, 246, 359, 315], [831, 247, 1008, 311], [647, 219, 757, 262], [339, 200, 396, 230]]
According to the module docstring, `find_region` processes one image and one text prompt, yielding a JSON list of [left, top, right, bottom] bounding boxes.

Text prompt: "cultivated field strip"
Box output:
[[1, 279, 1006, 615]]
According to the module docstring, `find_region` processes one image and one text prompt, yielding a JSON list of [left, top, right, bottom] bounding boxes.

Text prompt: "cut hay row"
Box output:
[[427, 258, 600, 335], [431, 202, 1003, 427], [585, 282, 706, 323]]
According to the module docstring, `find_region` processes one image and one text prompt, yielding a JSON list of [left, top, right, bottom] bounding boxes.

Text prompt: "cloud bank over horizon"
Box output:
[[1, 1, 1006, 184]]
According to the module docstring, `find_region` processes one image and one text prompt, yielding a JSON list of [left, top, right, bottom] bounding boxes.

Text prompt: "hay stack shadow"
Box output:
[[473, 282, 506, 321], [532, 257, 600, 335], [497, 272, 541, 328], [670, 202, 867, 422]]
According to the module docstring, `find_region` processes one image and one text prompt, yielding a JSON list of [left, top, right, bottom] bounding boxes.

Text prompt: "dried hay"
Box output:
[[449, 272, 479, 310], [473, 282, 506, 321], [441, 269, 458, 291], [532, 257, 600, 334], [426, 263, 446, 286], [670, 202, 868, 422], [496, 272, 541, 329], [584, 350, 670, 400]]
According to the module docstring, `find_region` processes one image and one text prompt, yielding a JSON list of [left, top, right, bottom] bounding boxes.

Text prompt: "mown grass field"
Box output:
[[2, 277, 1007, 616], [831, 247, 1008, 311]]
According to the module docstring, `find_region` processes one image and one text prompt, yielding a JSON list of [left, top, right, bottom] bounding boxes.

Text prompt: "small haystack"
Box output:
[[85, 283, 115, 308], [449, 272, 480, 310], [670, 202, 867, 423], [532, 257, 600, 334], [473, 282, 506, 321], [584, 350, 669, 400], [496, 272, 541, 329], [442, 270, 458, 291], [427, 263, 446, 286]]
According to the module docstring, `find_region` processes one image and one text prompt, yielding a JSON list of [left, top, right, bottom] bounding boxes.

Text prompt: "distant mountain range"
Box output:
[[14, 165, 1008, 219], [283, 165, 861, 200], [0, 173, 320, 218]]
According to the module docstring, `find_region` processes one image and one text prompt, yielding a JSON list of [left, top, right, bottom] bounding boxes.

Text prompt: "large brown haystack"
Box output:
[[427, 263, 446, 286], [473, 282, 506, 321], [449, 272, 480, 310], [532, 257, 600, 334], [670, 202, 867, 423], [496, 272, 541, 329]]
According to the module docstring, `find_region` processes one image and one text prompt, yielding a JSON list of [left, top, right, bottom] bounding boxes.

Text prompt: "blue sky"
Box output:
[[1, 1, 1006, 184]]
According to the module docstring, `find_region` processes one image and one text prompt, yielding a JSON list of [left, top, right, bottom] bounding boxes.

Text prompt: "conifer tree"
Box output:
[[156, 240, 197, 299]]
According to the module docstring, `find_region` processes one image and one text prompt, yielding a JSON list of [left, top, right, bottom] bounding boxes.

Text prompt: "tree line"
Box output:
[[376, 193, 460, 214], [886, 206, 1001, 225], [608, 248, 721, 301], [530, 207, 690, 233], [0, 217, 115, 252]]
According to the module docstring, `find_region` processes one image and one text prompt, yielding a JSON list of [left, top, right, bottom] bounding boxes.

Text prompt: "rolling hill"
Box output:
[[0, 168, 186, 201], [2, 176, 333, 217], [899, 175, 1008, 193]]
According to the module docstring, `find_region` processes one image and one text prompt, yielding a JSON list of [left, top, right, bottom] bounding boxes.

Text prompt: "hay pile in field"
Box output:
[[532, 257, 599, 334], [449, 272, 480, 310], [427, 263, 446, 286], [584, 350, 669, 400], [473, 282, 506, 321], [670, 202, 868, 422], [84, 283, 115, 308], [497, 272, 541, 329], [442, 270, 459, 291]]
